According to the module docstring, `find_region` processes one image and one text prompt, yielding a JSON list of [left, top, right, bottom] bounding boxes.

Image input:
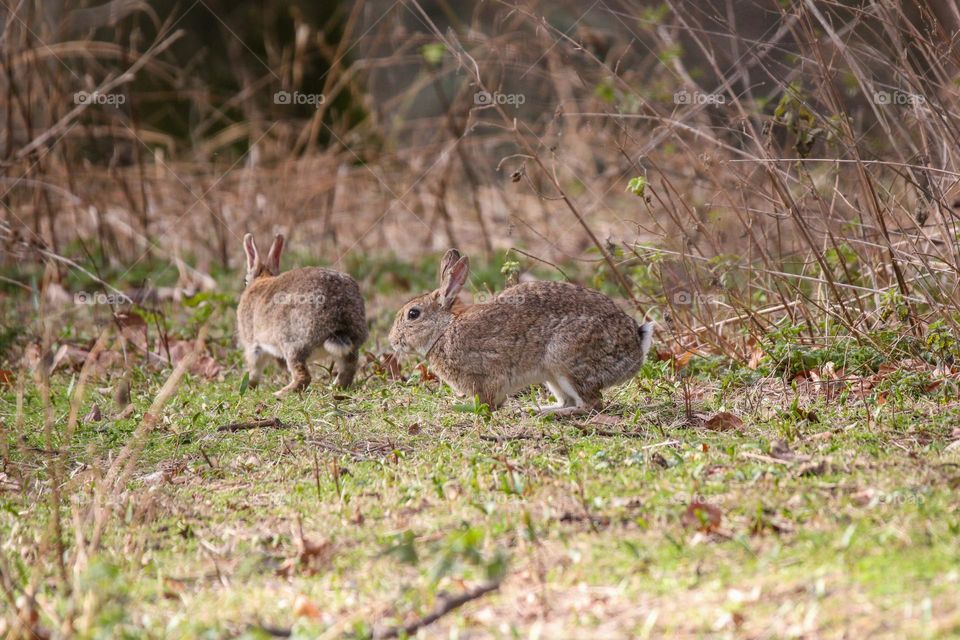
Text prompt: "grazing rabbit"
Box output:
[[237, 233, 367, 395], [389, 249, 653, 415]]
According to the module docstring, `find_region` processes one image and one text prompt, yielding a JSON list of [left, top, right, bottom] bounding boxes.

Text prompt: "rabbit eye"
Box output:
[[407, 308, 421, 320]]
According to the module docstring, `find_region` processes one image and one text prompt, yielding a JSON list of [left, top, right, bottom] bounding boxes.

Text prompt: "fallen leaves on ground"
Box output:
[[277, 521, 334, 577], [682, 500, 722, 533], [587, 413, 623, 427], [368, 352, 404, 380], [416, 362, 437, 381], [704, 412, 744, 432], [293, 594, 323, 620]]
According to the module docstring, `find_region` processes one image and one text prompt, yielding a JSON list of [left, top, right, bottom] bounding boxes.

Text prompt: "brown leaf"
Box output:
[[370, 352, 403, 380], [293, 594, 323, 620], [51, 344, 91, 372], [278, 524, 333, 577], [704, 412, 744, 432], [0, 370, 13, 388], [416, 362, 437, 382], [682, 500, 722, 533], [747, 345, 764, 370], [674, 348, 700, 368], [407, 423, 422, 435], [83, 404, 102, 423], [587, 414, 622, 427], [114, 310, 146, 331], [191, 355, 221, 379], [115, 311, 148, 350], [162, 340, 220, 379]]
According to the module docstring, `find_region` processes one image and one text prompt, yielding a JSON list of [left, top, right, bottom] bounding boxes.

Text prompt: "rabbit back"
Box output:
[[237, 267, 367, 356], [430, 281, 647, 401]]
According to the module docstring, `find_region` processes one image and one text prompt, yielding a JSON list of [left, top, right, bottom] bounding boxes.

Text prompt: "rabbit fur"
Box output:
[[237, 233, 367, 395], [389, 249, 652, 414]]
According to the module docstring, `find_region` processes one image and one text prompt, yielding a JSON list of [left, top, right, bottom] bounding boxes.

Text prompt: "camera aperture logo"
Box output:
[[274, 90, 325, 108], [474, 90, 525, 107], [74, 91, 126, 106]]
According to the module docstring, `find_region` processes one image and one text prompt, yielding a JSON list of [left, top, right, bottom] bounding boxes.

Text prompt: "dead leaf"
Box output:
[[369, 352, 403, 380], [821, 361, 839, 380], [50, 344, 90, 372], [674, 348, 701, 368], [682, 500, 722, 533], [293, 594, 322, 620], [83, 404, 102, 423], [0, 370, 13, 388], [704, 412, 744, 432], [407, 423, 422, 435], [747, 344, 764, 370], [115, 310, 148, 350], [278, 521, 334, 577], [161, 340, 220, 379], [416, 362, 437, 382], [587, 414, 622, 427], [191, 355, 221, 379]]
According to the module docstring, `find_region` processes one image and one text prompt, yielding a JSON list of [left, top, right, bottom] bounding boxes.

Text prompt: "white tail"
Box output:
[[638, 321, 654, 359]]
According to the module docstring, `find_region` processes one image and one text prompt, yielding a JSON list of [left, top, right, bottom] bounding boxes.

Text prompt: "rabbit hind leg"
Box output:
[[276, 347, 312, 396], [538, 376, 592, 415]]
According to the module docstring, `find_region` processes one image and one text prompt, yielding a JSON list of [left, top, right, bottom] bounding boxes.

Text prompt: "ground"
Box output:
[[2, 257, 960, 639]]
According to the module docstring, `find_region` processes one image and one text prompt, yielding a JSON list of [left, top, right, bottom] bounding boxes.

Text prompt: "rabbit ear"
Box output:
[[266, 234, 284, 273], [438, 248, 462, 286], [439, 256, 469, 309], [243, 234, 259, 271]]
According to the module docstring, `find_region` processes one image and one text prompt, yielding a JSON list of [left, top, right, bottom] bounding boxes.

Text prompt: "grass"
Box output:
[[2, 255, 960, 638]]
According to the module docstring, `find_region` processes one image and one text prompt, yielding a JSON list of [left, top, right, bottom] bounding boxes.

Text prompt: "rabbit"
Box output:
[[237, 233, 368, 395], [389, 249, 653, 415]]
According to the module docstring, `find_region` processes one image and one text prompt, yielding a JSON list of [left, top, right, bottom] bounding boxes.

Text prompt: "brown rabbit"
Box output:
[[237, 233, 367, 395], [389, 249, 653, 414]]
